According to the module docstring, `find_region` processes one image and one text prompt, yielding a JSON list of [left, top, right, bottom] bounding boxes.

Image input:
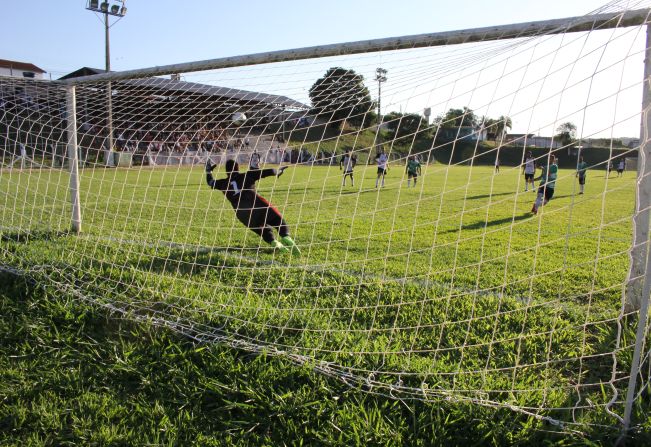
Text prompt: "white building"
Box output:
[[0, 59, 46, 80]]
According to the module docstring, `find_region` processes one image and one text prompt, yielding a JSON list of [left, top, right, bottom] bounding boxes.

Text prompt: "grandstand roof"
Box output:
[[58, 67, 106, 80], [59, 67, 308, 110]]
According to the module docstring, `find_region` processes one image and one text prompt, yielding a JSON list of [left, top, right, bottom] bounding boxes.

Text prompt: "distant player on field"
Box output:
[[375, 149, 389, 188], [531, 154, 558, 215], [340, 148, 357, 186], [576, 156, 587, 194], [205, 159, 300, 254], [406, 155, 422, 188], [617, 159, 625, 177], [523, 151, 535, 192], [249, 150, 261, 170]]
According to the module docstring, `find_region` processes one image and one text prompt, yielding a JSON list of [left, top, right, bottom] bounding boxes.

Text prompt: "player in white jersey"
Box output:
[[249, 150, 261, 170], [339, 148, 357, 186], [523, 151, 536, 192], [617, 159, 625, 177], [375, 150, 389, 188]]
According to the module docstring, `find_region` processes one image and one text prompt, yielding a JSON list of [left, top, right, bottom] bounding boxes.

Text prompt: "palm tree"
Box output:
[[495, 115, 512, 144]]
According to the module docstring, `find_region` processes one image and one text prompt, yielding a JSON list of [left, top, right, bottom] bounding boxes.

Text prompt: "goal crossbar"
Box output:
[[62, 9, 651, 84]]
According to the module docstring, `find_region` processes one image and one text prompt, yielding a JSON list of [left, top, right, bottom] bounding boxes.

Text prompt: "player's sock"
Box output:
[[280, 236, 301, 255], [270, 239, 288, 252], [407, 180, 411, 188]]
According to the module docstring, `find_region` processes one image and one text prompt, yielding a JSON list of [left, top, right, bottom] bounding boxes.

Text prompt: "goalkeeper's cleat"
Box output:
[[205, 159, 216, 173], [270, 239, 289, 252], [280, 236, 301, 255]]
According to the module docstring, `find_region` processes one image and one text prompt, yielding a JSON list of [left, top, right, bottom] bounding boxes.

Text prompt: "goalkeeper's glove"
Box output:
[[205, 160, 216, 173], [275, 166, 287, 177]]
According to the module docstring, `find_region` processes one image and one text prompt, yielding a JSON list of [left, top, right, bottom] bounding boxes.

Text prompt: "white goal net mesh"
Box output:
[[2, 1, 651, 431]]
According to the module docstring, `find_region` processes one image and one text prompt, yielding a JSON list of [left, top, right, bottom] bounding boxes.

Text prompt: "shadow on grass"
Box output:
[[464, 191, 514, 200], [1, 229, 73, 243], [439, 213, 533, 234]]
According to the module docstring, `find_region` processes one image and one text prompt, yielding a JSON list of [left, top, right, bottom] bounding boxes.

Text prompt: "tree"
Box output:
[[555, 122, 577, 147], [309, 67, 374, 129], [435, 107, 479, 129], [384, 112, 429, 140], [494, 115, 512, 143]]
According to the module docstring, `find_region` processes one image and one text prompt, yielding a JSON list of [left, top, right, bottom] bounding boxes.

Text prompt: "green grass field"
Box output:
[[2, 162, 650, 445]]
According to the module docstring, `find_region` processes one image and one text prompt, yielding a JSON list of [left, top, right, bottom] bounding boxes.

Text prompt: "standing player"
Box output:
[[406, 155, 422, 188], [340, 148, 357, 186], [576, 156, 588, 194], [523, 151, 536, 192], [249, 150, 261, 170], [205, 159, 300, 254], [531, 154, 558, 215], [375, 149, 389, 188], [617, 159, 625, 177]]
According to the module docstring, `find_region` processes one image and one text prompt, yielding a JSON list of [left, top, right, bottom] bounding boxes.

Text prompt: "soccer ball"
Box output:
[[231, 112, 247, 127]]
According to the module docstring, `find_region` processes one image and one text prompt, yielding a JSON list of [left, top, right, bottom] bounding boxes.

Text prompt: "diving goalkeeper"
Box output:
[[205, 159, 300, 254]]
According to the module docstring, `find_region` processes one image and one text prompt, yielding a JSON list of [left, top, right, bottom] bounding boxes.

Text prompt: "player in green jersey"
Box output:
[[406, 156, 422, 188]]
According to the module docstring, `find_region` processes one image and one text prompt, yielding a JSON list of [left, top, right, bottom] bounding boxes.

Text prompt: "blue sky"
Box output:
[[2, 1, 648, 138], [3, 0, 616, 78]]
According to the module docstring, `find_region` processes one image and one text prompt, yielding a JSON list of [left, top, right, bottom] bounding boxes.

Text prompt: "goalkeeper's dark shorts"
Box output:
[[537, 185, 555, 201], [235, 195, 288, 243]]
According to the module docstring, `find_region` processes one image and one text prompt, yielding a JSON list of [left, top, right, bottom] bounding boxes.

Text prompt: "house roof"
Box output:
[[0, 59, 46, 73], [59, 68, 308, 110]]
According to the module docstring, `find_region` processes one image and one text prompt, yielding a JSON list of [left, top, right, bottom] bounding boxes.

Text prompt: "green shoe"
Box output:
[[270, 240, 289, 252], [280, 236, 301, 255]]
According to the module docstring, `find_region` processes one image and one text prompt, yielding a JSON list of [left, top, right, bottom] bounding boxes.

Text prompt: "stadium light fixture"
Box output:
[[85, 0, 127, 166], [375, 68, 387, 125]]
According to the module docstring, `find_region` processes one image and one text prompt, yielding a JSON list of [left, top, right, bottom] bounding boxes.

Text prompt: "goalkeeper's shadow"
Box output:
[[120, 242, 280, 278]]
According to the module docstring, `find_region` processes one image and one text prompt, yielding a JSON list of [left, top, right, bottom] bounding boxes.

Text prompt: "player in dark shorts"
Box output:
[[205, 159, 300, 254], [531, 155, 558, 215], [406, 156, 421, 187], [617, 159, 625, 177], [576, 156, 587, 194]]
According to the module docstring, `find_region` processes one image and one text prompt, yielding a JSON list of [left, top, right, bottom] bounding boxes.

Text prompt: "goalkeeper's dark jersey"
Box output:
[[207, 168, 276, 210]]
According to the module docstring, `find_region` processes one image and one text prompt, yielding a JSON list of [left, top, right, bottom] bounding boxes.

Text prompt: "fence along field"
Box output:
[[1, 1, 651, 438]]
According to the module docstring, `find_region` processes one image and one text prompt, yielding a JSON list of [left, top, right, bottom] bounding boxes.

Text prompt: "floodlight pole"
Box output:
[[105, 11, 114, 167], [86, 1, 127, 167], [375, 68, 387, 126]]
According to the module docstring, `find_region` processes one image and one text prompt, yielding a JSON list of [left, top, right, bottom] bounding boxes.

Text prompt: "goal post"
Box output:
[[66, 85, 82, 233]]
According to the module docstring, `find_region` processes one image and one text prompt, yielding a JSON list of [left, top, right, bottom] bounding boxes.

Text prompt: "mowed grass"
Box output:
[[2, 161, 650, 443]]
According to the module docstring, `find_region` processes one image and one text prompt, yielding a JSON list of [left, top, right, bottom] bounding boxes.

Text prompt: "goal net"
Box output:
[[2, 1, 651, 434]]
